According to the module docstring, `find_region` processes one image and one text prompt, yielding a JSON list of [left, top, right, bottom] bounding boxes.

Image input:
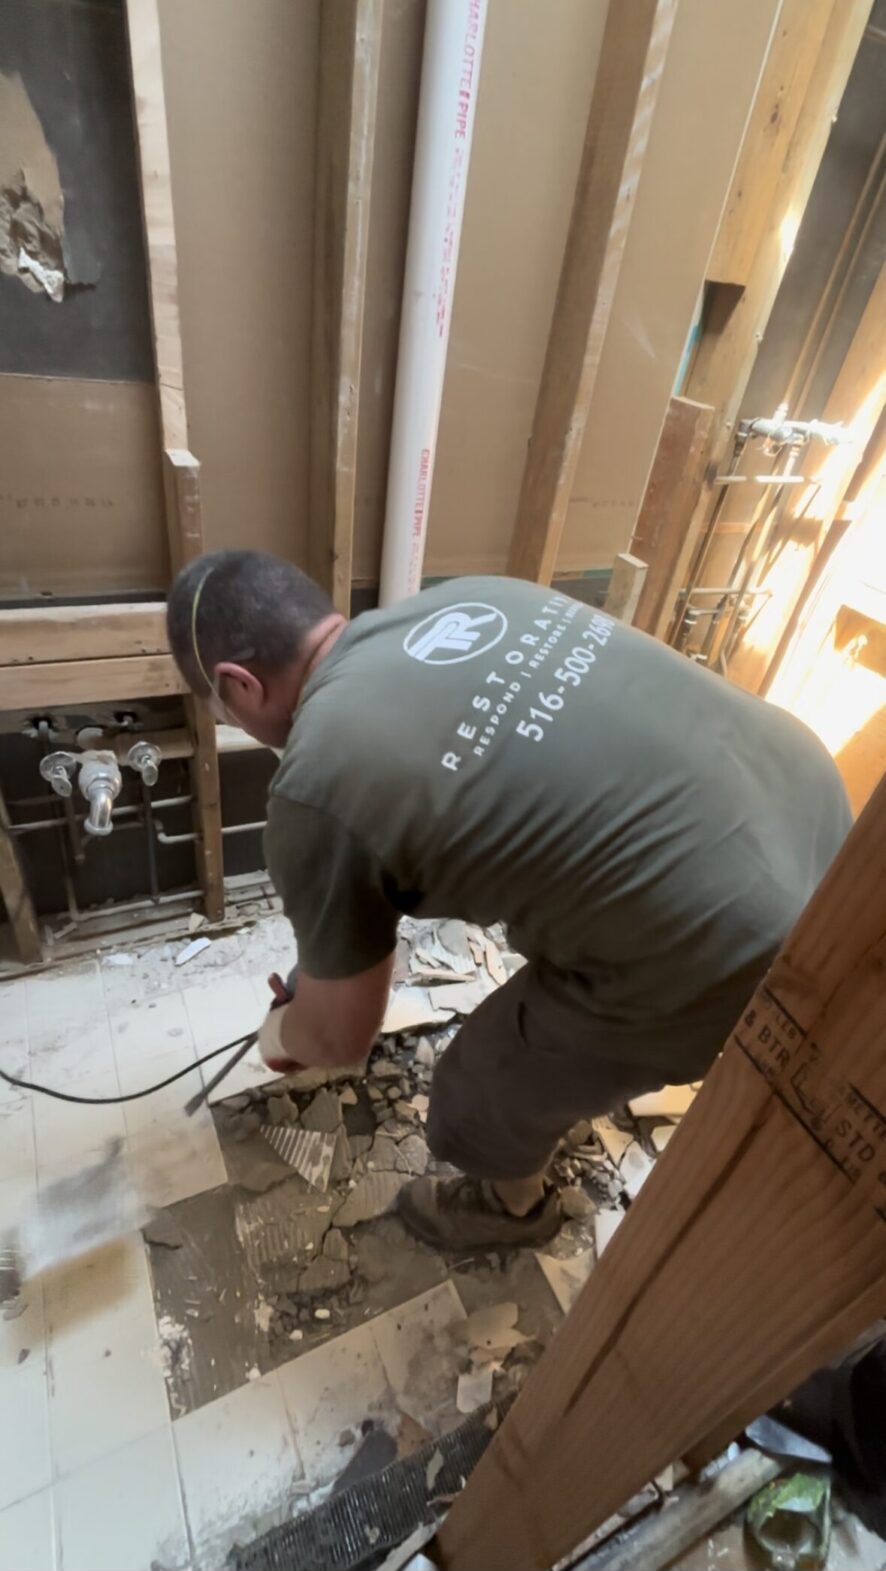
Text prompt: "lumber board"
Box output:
[[708, 0, 837, 288], [124, 0, 187, 451], [437, 776, 886, 1571], [125, 0, 224, 923], [602, 553, 647, 625], [0, 656, 186, 709], [0, 783, 42, 965], [629, 396, 714, 637], [507, 0, 677, 585], [0, 604, 169, 666], [310, 0, 382, 615], [663, 0, 871, 640]]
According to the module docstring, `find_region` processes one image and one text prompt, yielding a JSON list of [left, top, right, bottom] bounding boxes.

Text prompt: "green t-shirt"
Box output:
[[265, 577, 849, 1049]]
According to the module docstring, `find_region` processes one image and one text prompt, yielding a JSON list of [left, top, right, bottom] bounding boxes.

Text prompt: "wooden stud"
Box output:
[[125, 0, 224, 923], [438, 775, 886, 1571], [664, 0, 871, 639], [507, 0, 677, 586], [629, 396, 714, 638], [310, 0, 383, 614], [603, 553, 648, 626], [0, 657, 186, 711], [0, 784, 42, 965], [708, 0, 838, 289], [0, 604, 169, 666]]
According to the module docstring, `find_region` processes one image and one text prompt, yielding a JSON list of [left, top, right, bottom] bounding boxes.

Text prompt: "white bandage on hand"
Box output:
[[257, 1007, 292, 1071]]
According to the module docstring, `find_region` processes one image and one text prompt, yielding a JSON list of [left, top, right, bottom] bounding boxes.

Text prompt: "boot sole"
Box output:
[[397, 1190, 563, 1252]]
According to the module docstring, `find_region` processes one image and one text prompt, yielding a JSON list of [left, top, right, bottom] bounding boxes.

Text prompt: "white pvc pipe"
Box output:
[[378, 0, 488, 606]]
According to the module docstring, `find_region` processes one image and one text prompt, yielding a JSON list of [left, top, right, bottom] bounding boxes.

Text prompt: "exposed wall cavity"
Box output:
[[0, 70, 73, 302]]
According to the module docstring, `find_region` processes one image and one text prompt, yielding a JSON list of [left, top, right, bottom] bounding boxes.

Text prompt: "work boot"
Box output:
[[398, 1175, 562, 1251]]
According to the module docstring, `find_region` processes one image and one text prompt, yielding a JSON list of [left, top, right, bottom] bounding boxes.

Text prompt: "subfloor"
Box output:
[[0, 912, 884, 1571]]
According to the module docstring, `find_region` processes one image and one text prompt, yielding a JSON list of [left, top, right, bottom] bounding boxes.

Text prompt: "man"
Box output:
[[167, 550, 850, 1250]]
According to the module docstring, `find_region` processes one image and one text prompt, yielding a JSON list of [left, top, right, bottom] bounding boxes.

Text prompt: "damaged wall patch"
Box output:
[[0, 70, 74, 301]]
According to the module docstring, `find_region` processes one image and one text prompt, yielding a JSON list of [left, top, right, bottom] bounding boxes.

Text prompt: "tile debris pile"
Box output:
[[192, 919, 699, 1371]]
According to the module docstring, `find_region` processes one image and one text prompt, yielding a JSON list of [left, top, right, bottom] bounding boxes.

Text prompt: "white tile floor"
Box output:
[[0, 946, 479, 1570]]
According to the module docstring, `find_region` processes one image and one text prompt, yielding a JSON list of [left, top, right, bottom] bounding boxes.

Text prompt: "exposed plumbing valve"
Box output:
[[126, 741, 161, 788], [39, 751, 78, 798], [79, 750, 122, 837]]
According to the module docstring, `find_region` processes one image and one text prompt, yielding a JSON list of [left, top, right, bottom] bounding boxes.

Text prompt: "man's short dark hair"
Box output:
[[167, 550, 334, 695]]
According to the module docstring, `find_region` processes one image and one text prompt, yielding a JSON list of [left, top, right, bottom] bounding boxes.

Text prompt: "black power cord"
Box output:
[[0, 1032, 255, 1105]]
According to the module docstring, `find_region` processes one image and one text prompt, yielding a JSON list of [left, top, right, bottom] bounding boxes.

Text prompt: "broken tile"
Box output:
[[536, 1250, 593, 1315], [484, 940, 508, 986], [348, 1134, 373, 1159], [335, 1173, 407, 1228], [371, 1282, 467, 1434], [329, 1127, 352, 1184], [414, 1038, 435, 1069], [403, 1094, 429, 1121], [621, 1142, 654, 1199], [301, 1089, 343, 1135], [278, 1321, 395, 1492], [370, 1060, 402, 1081], [382, 988, 454, 1035], [593, 1117, 633, 1166], [457, 1365, 494, 1414], [261, 1126, 336, 1191], [652, 1124, 676, 1154], [425, 980, 487, 1014], [299, 1257, 351, 1296], [628, 1084, 696, 1119], [398, 1134, 429, 1176], [456, 1302, 526, 1354], [367, 1135, 401, 1172], [175, 936, 211, 966], [322, 1228, 348, 1262], [561, 1185, 593, 1219], [339, 1086, 358, 1106], [593, 1207, 624, 1256]]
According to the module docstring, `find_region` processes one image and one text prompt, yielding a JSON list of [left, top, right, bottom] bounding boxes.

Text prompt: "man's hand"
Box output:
[[257, 1007, 299, 1074], [275, 952, 394, 1070]]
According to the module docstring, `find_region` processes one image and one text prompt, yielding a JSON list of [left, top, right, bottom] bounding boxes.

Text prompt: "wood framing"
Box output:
[[507, 0, 677, 585], [662, 0, 871, 639], [602, 553, 647, 625], [1, 656, 185, 711], [728, 259, 886, 692], [0, 604, 169, 667], [438, 775, 886, 1571], [0, 784, 42, 965], [629, 396, 714, 637], [125, 0, 224, 922], [309, 0, 382, 614], [707, 0, 837, 288]]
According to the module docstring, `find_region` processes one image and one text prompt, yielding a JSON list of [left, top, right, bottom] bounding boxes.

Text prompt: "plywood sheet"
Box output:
[[0, 376, 167, 598], [557, 0, 781, 575], [158, 0, 320, 564]]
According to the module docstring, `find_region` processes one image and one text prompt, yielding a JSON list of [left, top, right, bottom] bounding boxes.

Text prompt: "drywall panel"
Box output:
[[0, 376, 167, 599], [556, 0, 781, 575], [422, 0, 609, 579], [158, 0, 320, 564], [352, 0, 426, 584]]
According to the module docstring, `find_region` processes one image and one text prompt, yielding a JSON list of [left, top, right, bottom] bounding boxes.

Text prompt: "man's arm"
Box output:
[[276, 952, 394, 1068], [262, 795, 399, 1068]]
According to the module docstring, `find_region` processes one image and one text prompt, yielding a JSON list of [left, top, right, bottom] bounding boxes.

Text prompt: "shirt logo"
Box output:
[[403, 602, 508, 665]]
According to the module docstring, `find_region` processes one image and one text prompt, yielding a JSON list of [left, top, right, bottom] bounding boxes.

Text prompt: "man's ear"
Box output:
[[214, 661, 265, 712]]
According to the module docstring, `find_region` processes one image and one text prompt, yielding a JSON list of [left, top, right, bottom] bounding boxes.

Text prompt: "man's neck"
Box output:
[[303, 615, 346, 684]]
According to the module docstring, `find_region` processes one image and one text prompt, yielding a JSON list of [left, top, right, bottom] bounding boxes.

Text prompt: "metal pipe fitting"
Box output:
[[126, 740, 162, 787], [78, 751, 122, 837], [39, 751, 78, 798]]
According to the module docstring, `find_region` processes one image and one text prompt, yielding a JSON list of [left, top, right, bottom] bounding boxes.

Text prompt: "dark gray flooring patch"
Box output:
[[231, 1409, 497, 1571]]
